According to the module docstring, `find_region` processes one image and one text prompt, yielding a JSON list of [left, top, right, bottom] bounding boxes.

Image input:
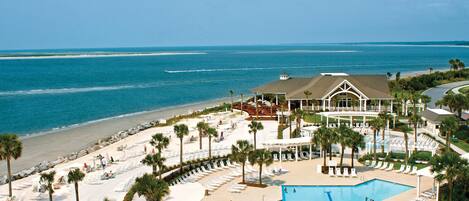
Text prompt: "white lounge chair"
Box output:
[[385, 163, 394, 171], [380, 162, 389, 170], [410, 166, 418, 175], [273, 154, 279, 161], [328, 167, 335, 177], [335, 167, 342, 177], [396, 165, 406, 173], [374, 161, 383, 169], [403, 166, 412, 174], [367, 160, 376, 168], [343, 168, 350, 177], [351, 168, 357, 177]]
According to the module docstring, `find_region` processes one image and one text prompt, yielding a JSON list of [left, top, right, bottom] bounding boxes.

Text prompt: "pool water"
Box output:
[[282, 179, 414, 201]]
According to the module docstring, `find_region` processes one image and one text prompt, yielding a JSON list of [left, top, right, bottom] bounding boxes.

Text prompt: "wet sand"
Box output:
[[0, 98, 231, 174]]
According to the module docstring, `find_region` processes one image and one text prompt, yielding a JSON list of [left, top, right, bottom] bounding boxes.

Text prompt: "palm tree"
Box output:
[[293, 108, 304, 131], [428, 67, 433, 74], [40, 171, 56, 201], [430, 151, 468, 201], [132, 174, 170, 201], [399, 125, 413, 165], [229, 140, 253, 183], [248, 149, 273, 185], [312, 126, 333, 168], [438, 92, 469, 118], [449, 58, 465, 71], [248, 120, 264, 149], [141, 153, 166, 179], [67, 168, 85, 201], [349, 131, 365, 168], [386, 72, 392, 79], [206, 127, 218, 159], [196, 121, 208, 150], [420, 95, 431, 110], [439, 116, 459, 151], [174, 124, 189, 174], [304, 90, 312, 111], [369, 118, 383, 161], [150, 133, 170, 154], [229, 90, 234, 112], [409, 113, 422, 153], [335, 125, 352, 167], [0, 134, 23, 197], [378, 112, 391, 153]]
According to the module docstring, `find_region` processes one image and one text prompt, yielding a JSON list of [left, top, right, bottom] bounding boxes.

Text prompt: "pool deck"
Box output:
[[201, 157, 435, 201]]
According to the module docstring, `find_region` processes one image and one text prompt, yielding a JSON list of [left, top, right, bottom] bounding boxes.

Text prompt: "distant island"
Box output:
[[346, 41, 469, 46]]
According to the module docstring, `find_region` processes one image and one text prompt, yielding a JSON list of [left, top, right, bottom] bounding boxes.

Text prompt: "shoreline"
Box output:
[[0, 97, 232, 175]]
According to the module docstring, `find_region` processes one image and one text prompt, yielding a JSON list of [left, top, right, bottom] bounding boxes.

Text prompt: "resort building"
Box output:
[[252, 73, 395, 128], [421, 108, 455, 136]]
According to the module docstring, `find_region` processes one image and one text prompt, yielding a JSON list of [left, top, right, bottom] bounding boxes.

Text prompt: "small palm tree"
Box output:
[[349, 131, 365, 168], [248, 120, 264, 149], [141, 153, 166, 178], [336, 125, 353, 167], [40, 171, 56, 201], [293, 109, 304, 131], [150, 133, 170, 154], [0, 134, 23, 197], [229, 140, 253, 183], [312, 126, 333, 168], [174, 124, 189, 174], [196, 121, 208, 150], [248, 149, 273, 185], [206, 127, 218, 160], [399, 125, 413, 165], [439, 116, 459, 151], [377, 112, 390, 154], [409, 113, 422, 153], [67, 168, 85, 201], [132, 174, 170, 201], [430, 151, 468, 201], [229, 90, 234, 112], [369, 118, 384, 161]]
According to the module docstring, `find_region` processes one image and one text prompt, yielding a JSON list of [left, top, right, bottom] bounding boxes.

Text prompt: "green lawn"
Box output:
[[452, 140, 469, 152], [458, 85, 469, 94]]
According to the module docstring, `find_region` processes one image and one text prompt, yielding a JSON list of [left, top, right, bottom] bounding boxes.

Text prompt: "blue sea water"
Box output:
[[1, 44, 469, 135], [282, 179, 414, 201]]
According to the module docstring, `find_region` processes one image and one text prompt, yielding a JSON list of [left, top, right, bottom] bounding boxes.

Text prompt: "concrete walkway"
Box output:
[[422, 80, 469, 108], [421, 128, 467, 154]]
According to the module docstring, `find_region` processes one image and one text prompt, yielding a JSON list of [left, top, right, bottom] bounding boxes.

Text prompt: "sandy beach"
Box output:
[[0, 98, 231, 175]]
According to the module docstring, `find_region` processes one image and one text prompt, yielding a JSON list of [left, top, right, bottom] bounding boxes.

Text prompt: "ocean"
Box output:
[[1, 44, 469, 135]]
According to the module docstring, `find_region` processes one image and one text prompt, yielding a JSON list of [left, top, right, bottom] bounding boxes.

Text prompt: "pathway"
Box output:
[[422, 80, 469, 108]]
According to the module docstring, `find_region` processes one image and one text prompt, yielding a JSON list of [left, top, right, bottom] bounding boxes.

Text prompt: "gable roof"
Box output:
[[252, 74, 393, 100]]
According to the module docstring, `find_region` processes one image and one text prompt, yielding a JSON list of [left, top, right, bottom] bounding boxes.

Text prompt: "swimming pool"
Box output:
[[282, 179, 414, 201]]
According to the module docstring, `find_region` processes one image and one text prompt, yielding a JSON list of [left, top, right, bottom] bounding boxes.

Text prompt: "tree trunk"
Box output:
[[323, 148, 327, 167], [209, 136, 212, 159], [381, 129, 385, 154], [340, 145, 345, 167], [373, 129, 377, 161], [351, 148, 355, 168], [7, 158, 12, 197], [329, 145, 332, 160], [180, 138, 183, 174], [259, 165, 263, 185], [242, 162, 245, 183], [446, 131, 451, 151], [49, 189, 53, 201], [74, 182, 79, 201], [448, 179, 453, 201], [289, 119, 292, 138], [152, 165, 157, 176], [254, 133, 257, 150], [199, 130, 202, 150], [414, 123, 418, 153], [404, 135, 409, 165]]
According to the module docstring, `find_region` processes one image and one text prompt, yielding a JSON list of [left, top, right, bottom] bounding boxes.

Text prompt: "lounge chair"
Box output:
[[364, 160, 370, 166], [380, 162, 389, 170], [374, 161, 383, 169], [328, 167, 335, 177], [367, 160, 376, 168], [343, 167, 350, 177], [287, 154, 294, 161], [273, 154, 279, 161], [403, 166, 412, 174], [385, 163, 394, 171], [335, 167, 342, 177], [351, 168, 357, 177], [282, 154, 288, 161], [410, 166, 418, 175], [395, 165, 406, 173]]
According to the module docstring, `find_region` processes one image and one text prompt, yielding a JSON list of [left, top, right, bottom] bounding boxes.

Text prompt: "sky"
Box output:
[[1, 0, 469, 50]]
